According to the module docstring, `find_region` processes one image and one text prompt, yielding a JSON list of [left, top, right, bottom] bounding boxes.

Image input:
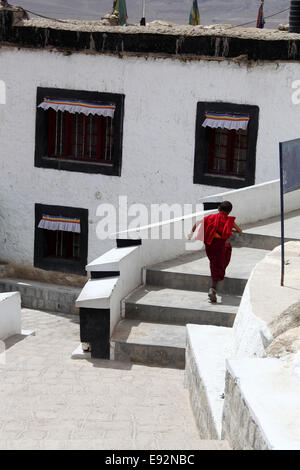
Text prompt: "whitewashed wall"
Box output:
[[0, 47, 300, 267]]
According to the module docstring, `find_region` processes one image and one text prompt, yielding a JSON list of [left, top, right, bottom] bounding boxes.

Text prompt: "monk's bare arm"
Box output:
[[188, 220, 201, 239], [232, 222, 243, 234]]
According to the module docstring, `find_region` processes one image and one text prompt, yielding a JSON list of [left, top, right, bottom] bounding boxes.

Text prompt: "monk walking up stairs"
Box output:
[[189, 201, 243, 303]]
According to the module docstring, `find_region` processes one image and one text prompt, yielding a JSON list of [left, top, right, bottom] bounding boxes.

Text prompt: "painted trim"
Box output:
[[194, 102, 259, 189], [116, 239, 142, 248], [90, 271, 120, 279], [34, 203, 88, 275], [34, 87, 125, 176]]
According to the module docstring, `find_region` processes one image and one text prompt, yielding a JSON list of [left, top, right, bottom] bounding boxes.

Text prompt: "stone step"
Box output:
[[111, 320, 187, 369], [232, 232, 296, 251], [125, 285, 240, 328], [146, 246, 269, 295], [0, 278, 80, 315]]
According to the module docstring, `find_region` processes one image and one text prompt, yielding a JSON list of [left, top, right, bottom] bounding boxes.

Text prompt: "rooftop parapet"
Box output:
[[1, 7, 300, 61]]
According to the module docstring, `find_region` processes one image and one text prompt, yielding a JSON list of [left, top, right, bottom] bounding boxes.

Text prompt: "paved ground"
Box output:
[[0, 309, 228, 450]]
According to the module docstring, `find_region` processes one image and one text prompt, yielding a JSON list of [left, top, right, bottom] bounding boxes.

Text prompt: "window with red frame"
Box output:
[[47, 109, 114, 163], [45, 230, 80, 260], [207, 127, 248, 178]]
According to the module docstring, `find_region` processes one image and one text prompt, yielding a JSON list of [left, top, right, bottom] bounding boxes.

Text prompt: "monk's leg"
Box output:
[[205, 240, 227, 302], [206, 240, 227, 283], [224, 241, 232, 271]]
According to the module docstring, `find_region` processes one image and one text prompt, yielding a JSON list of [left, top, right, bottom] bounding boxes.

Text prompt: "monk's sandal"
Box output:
[[208, 288, 217, 303]]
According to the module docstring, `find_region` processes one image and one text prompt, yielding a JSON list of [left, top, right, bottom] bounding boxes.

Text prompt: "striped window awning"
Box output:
[[202, 112, 250, 131], [38, 215, 81, 233], [38, 98, 116, 118]]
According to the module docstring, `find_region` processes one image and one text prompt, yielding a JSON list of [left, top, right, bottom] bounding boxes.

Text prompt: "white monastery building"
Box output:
[[1, 6, 300, 286]]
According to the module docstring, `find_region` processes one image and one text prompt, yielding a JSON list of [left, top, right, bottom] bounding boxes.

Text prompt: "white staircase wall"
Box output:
[[205, 180, 300, 225], [109, 247, 142, 333], [0, 291, 21, 340], [76, 245, 142, 335]]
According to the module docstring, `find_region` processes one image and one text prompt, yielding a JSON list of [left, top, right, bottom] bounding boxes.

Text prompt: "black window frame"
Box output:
[[35, 87, 125, 176], [193, 102, 259, 189], [34, 203, 88, 276]]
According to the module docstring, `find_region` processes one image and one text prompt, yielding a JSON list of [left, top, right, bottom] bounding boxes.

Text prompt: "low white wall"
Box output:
[[223, 357, 300, 450], [0, 291, 21, 340], [205, 180, 300, 225], [233, 241, 300, 358]]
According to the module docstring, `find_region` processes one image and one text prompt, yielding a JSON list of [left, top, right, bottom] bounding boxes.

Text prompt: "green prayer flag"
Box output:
[[189, 0, 200, 26], [113, 0, 128, 26]]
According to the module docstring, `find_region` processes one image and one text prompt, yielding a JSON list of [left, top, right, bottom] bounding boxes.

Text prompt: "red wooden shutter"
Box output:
[[48, 109, 56, 157], [64, 111, 73, 157]]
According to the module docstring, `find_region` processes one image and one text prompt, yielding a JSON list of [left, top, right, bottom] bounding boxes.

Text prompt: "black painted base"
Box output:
[[80, 307, 110, 359]]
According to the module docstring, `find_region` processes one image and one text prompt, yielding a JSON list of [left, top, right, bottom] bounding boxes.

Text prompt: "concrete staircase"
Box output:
[[111, 206, 300, 370], [111, 233, 279, 369]]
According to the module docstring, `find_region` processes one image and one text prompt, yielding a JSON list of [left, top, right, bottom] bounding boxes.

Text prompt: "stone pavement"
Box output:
[[0, 309, 229, 450]]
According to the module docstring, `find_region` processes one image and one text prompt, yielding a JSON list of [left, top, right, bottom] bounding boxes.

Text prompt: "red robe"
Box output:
[[197, 213, 235, 282]]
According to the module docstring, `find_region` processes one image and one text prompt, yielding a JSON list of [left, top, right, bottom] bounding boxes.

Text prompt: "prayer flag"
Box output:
[[189, 0, 200, 26], [113, 0, 128, 26], [256, 3, 265, 29]]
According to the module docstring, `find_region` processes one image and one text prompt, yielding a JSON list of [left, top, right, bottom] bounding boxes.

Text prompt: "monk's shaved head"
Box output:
[[218, 201, 232, 213]]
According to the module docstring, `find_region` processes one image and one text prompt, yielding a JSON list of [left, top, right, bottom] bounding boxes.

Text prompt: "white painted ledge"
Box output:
[[86, 246, 139, 272], [75, 277, 119, 309], [0, 291, 21, 340]]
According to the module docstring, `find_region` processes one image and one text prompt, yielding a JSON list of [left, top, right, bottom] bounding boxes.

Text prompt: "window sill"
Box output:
[[35, 155, 121, 176], [46, 156, 114, 166], [204, 172, 246, 182], [194, 172, 254, 189]]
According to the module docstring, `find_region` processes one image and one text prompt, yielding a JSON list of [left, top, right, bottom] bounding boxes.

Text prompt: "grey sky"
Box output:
[[16, 0, 289, 27]]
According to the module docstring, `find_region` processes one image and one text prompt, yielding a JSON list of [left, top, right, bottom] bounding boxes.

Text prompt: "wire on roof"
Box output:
[[21, 8, 69, 23], [235, 7, 290, 28]]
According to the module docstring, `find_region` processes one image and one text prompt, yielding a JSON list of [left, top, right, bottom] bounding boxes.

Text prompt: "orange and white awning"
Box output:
[[38, 98, 116, 118], [38, 215, 81, 233], [202, 112, 250, 131]]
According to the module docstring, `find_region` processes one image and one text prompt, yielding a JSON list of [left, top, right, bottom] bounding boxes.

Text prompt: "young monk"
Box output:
[[188, 201, 242, 303]]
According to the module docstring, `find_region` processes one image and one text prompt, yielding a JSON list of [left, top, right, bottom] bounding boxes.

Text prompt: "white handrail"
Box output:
[[111, 179, 282, 239], [110, 208, 218, 238]]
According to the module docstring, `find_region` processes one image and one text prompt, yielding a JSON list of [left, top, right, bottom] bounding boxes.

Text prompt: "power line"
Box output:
[[22, 8, 69, 23], [235, 7, 290, 28]]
